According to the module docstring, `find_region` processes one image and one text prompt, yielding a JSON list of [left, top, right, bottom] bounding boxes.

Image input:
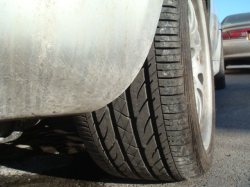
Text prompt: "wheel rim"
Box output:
[[188, 0, 213, 151]]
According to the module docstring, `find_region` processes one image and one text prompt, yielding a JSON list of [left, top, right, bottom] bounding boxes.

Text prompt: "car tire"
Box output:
[[215, 43, 226, 89], [74, 0, 215, 181]]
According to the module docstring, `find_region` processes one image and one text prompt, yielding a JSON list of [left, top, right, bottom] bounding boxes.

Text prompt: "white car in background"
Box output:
[[0, 0, 224, 182], [222, 12, 250, 68]]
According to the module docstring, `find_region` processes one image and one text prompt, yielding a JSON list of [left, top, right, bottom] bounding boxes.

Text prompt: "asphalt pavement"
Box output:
[[0, 69, 250, 187]]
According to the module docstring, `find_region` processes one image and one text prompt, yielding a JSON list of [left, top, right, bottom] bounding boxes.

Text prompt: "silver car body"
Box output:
[[209, 0, 222, 75], [224, 37, 250, 61], [0, 0, 221, 121], [222, 12, 250, 61]]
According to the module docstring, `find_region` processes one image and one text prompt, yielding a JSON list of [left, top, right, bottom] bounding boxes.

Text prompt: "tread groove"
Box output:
[[107, 104, 144, 180], [92, 113, 127, 178], [125, 88, 159, 180], [144, 58, 177, 181]]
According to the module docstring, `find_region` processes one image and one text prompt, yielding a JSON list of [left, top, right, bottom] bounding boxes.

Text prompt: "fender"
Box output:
[[207, 0, 221, 75], [0, 0, 163, 120]]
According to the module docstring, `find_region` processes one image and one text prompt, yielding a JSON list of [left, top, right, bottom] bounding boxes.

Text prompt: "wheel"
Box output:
[[74, 0, 215, 181], [214, 41, 226, 89]]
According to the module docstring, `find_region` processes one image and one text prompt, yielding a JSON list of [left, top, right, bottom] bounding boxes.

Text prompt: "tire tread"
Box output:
[[74, 0, 205, 181]]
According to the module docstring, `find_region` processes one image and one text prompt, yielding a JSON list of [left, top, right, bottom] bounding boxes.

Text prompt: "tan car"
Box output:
[[222, 12, 250, 68]]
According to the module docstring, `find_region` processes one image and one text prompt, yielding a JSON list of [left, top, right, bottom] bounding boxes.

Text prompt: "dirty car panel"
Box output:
[[0, 0, 163, 121]]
